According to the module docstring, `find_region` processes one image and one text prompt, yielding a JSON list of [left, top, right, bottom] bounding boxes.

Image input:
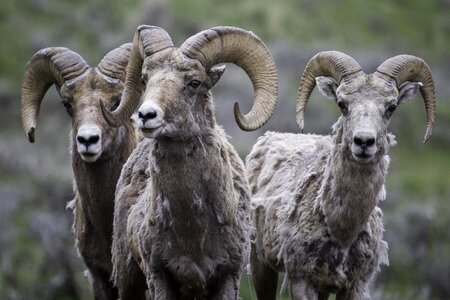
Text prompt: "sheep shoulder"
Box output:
[[128, 127, 252, 292], [247, 131, 388, 290], [111, 138, 152, 283], [246, 132, 332, 267]]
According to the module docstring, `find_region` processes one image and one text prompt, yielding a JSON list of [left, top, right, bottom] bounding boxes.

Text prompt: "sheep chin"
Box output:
[[79, 151, 102, 163], [141, 126, 163, 139]]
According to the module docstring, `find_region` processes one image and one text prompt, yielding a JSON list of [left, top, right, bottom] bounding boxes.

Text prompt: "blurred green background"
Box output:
[[0, 0, 449, 299]]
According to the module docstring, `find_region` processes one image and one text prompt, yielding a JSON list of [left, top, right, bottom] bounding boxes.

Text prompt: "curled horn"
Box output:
[[97, 43, 132, 82], [180, 26, 278, 131], [296, 51, 362, 131], [21, 47, 89, 142], [101, 25, 174, 127], [375, 55, 436, 143]]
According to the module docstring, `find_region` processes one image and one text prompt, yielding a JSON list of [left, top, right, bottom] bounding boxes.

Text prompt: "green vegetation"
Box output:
[[170, 0, 450, 58], [1, 0, 448, 299]]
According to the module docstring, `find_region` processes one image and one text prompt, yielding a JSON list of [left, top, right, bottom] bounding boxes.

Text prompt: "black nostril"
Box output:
[[77, 135, 99, 146], [354, 135, 375, 147], [354, 136, 363, 146], [147, 111, 157, 119], [77, 136, 87, 144], [88, 135, 100, 144], [139, 110, 158, 122], [366, 138, 375, 146]]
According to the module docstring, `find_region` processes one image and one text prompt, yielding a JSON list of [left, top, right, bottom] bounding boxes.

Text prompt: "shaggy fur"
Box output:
[[107, 26, 278, 299], [110, 49, 252, 300], [248, 127, 391, 300], [247, 71, 425, 300], [69, 107, 138, 299], [64, 69, 140, 300], [21, 45, 139, 299]]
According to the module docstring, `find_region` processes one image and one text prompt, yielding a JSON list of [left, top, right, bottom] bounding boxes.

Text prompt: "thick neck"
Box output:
[[320, 127, 389, 247], [150, 129, 237, 236], [71, 123, 136, 233]]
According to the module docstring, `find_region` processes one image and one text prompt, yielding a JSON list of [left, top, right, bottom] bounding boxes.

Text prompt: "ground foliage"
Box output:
[[0, 1, 449, 299]]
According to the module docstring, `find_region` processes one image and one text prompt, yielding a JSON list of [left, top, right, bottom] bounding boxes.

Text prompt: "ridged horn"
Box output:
[[21, 47, 89, 142], [375, 55, 436, 143], [97, 43, 132, 82], [296, 51, 362, 131], [180, 26, 278, 131], [101, 25, 174, 127]]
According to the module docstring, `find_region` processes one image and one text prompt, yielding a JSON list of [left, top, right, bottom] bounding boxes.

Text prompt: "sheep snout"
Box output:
[[350, 130, 377, 163], [76, 125, 102, 162], [137, 102, 165, 137]]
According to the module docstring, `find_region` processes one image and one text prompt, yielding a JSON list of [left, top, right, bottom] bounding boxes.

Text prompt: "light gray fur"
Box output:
[[247, 72, 424, 299]]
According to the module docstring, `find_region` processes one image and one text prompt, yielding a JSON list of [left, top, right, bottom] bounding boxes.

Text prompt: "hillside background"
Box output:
[[0, 0, 449, 299]]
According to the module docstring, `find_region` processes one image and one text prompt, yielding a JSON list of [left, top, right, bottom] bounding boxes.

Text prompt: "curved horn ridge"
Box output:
[[296, 51, 362, 130], [376, 55, 436, 143], [101, 25, 174, 127], [97, 43, 132, 82], [21, 47, 89, 142], [180, 26, 278, 131]]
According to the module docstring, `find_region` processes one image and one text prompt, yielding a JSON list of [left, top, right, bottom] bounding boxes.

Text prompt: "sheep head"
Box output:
[[101, 25, 278, 138], [134, 48, 226, 140], [21, 44, 131, 162], [296, 51, 436, 164]]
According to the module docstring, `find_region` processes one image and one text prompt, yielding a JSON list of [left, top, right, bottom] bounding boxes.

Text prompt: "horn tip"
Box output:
[[100, 99, 119, 128], [296, 117, 304, 132], [27, 127, 35, 143], [422, 126, 433, 144], [233, 102, 254, 131]]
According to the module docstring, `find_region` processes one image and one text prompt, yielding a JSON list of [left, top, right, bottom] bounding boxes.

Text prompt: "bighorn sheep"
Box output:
[[100, 25, 278, 299], [246, 51, 436, 300], [21, 44, 140, 299]]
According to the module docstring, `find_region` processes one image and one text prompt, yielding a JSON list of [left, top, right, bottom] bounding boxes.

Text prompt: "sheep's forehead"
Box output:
[[61, 70, 123, 105], [336, 74, 398, 105], [143, 48, 205, 77]]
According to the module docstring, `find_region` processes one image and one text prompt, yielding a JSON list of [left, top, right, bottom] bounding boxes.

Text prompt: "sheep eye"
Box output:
[[337, 101, 348, 114], [110, 94, 121, 111], [110, 101, 120, 112], [62, 100, 73, 116], [188, 80, 201, 89], [387, 104, 397, 112], [140, 75, 147, 85], [385, 104, 397, 118]]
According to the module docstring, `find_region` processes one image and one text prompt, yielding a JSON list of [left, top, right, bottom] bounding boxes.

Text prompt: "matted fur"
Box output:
[[112, 126, 251, 299], [21, 44, 139, 299], [108, 26, 278, 300], [247, 124, 392, 300], [247, 51, 434, 300]]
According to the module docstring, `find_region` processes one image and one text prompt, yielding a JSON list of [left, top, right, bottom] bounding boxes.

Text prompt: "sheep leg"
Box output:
[[74, 204, 118, 300], [115, 259, 147, 300], [336, 280, 370, 300], [210, 274, 240, 300], [80, 251, 118, 300], [88, 269, 118, 300], [151, 271, 178, 300], [290, 278, 318, 300], [250, 246, 278, 300]]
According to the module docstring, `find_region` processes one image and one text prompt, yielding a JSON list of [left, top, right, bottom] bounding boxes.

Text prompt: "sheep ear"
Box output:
[[398, 81, 422, 105], [208, 65, 226, 87], [316, 76, 338, 101]]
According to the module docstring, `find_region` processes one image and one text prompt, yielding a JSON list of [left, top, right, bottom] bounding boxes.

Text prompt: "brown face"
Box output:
[[58, 69, 124, 162], [316, 74, 422, 164], [136, 48, 225, 140]]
